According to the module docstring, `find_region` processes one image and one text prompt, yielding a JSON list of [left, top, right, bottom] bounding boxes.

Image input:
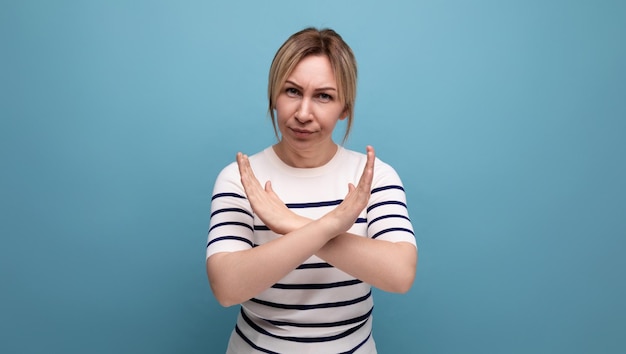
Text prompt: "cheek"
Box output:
[[274, 99, 293, 120], [275, 109, 291, 128], [320, 106, 346, 123]]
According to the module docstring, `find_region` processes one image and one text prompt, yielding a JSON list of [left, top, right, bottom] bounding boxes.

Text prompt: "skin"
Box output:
[[272, 55, 347, 168], [207, 55, 417, 307]]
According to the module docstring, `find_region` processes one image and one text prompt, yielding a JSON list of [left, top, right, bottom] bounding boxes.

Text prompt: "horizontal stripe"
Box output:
[[250, 290, 371, 310], [368, 214, 411, 227], [235, 325, 278, 354], [272, 279, 362, 290], [207, 235, 253, 248], [210, 207, 253, 219], [264, 307, 373, 328], [212, 192, 246, 200], [241, 308, 369, 343], [367, 200, 407, 213], [255, 218, 365, 231], [296, 262, 333, 269], [340, 331, 372, 354], [372, 227, 415, 240], [235, 314, 373, 353], [371, 185, 404, 194], [253, 219, 366, 232], [208, 221, 253, 233], [286, 199, 342, 209]]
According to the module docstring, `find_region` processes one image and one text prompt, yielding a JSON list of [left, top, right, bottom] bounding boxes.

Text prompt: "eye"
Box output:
[[317, 93, 333, 102], [285, 87, 300, 97]]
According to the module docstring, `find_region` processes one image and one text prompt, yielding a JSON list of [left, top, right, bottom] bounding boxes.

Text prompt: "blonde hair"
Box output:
[[268, 27, 358, 143]]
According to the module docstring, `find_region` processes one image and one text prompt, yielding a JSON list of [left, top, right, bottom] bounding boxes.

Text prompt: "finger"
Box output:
[[237, 152, 251, 174], [236, 152, 244, 170], [357, 146, 375, 190], [237, 152, 248, 182], [266, 181, 286, 203], [265, 180, 271, 192], [367, 145, 376, 166], [243, 155, 257, 181], [237, 153, 253, 194], [365, 145, 375, 174], [238, 154, 262, 193]]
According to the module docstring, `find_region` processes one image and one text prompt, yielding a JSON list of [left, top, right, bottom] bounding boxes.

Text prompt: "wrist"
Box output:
[[277, 214, 311, 235], [317, 213, 344, 240]]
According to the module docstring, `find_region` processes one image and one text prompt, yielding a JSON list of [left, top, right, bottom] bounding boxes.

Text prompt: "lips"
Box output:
[[290, 128, 314, 138]]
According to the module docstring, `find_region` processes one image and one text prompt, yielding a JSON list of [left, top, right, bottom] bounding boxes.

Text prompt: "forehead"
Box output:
[[285, 55, 337, 87]]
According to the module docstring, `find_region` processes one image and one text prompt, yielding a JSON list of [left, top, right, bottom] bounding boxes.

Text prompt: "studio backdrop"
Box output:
[[2, 1, 625, 353]]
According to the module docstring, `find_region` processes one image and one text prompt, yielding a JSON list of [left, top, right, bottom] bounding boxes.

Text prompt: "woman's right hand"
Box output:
[[237, 152, 308, 235]]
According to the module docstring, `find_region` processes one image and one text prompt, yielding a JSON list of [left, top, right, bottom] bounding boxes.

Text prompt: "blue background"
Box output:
[[2, 1, 625, 353]]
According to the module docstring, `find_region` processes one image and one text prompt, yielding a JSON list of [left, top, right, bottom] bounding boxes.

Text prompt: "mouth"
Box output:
[[290, 128, 314, 138]]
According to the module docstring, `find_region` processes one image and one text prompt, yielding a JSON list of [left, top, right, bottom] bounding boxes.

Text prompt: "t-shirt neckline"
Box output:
[[264, 145, 344, 177]]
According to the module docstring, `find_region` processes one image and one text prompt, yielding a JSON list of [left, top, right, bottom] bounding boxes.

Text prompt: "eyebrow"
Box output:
[[285, 80, 337, 92]]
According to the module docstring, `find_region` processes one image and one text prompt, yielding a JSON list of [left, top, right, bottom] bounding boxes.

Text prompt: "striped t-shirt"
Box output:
[[207, 146, 416, 354]]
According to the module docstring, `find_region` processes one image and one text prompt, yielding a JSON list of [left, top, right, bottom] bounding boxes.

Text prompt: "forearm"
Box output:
[[242, 213, 417, 293], [316, 234, 417, 293], [206, 217, 337, 307], [268, 214, 418, 293]]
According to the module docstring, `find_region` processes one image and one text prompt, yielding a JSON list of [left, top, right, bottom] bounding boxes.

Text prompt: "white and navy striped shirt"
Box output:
[[207, 146, 416, 354]]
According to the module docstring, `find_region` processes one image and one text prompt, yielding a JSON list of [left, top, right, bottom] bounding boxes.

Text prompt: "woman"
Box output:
[[206, 27, 417, 353]]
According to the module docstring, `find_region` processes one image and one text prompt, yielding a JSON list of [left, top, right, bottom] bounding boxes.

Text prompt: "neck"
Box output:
[[272, 141, 338, 168]]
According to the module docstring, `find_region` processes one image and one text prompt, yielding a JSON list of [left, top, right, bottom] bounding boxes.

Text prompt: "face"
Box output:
[[274, 55, 346, 166]]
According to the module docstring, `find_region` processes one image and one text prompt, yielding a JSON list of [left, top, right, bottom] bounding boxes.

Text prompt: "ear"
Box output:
[[339, 108, 349, 120]]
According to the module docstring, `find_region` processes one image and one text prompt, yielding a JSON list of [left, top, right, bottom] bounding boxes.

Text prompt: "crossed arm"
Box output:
[[206, 146, 417, 307]]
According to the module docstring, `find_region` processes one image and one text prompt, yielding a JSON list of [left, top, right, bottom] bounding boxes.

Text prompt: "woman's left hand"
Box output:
[[321, 146, 375, 234], [237, 152, 307, 234]]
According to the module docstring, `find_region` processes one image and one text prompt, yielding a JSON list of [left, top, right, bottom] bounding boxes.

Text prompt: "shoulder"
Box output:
[[213, 147, 272, 191], [216, 148, 271, 178], [340, 147, 400, 178], [215, 160, 238, 181]]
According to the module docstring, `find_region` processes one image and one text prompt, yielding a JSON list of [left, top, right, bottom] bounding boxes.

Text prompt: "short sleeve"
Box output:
[[206, 162, 255, 259], [366, 160, 417, 247]]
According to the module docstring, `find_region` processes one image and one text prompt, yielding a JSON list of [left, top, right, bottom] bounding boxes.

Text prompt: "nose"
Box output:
[[295, 98, 313, 123]]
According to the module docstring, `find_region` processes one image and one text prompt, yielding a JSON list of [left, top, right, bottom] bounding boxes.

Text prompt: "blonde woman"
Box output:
[[206, 28, 417, 353]]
